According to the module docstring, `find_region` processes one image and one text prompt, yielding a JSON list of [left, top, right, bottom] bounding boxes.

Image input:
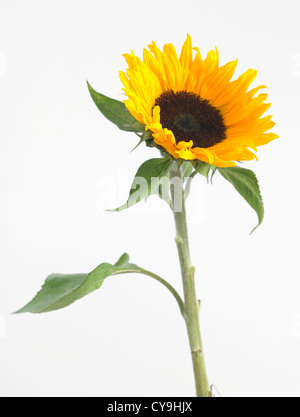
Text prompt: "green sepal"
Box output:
[[131, 130, 154, 152], [181, 161, 194, 182], [109, 157, 173, 212], [210, 165, 218, 184], [218, 166, 264, 234], [87, 82, 145, 133], [193, 161, 211, 182]]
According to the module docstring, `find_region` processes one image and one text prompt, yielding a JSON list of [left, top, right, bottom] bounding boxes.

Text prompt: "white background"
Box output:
[[0, 0, 300, 398]]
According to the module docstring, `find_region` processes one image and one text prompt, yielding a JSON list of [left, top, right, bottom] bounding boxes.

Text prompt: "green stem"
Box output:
[[169, 161, 210, 398], [111, 268, 185, 317]]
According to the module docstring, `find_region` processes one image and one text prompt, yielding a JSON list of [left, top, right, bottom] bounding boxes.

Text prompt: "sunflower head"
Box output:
[[119, 35, 278, 168]]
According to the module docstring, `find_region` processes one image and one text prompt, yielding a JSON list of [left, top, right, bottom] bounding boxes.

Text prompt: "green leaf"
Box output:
[[14, 254, 129, 314], [109, 157, 173, 211], [218, 166, 264, 233], [194, 161, 211, 181], [87, 82, 145, 133], [14, 254, 185, 316]]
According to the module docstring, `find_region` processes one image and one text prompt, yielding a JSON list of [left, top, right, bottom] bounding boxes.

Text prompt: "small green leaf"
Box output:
[[194, 161, 211, 181], [14, 254, 185, 316], [115, 253, 130, 266], [87, 82, 145, 133], [109, 157, 173, 211], [218, 166, 264, 233]]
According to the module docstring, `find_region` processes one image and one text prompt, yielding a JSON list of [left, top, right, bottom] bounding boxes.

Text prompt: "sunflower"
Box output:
[[119, 35, 278, 168]]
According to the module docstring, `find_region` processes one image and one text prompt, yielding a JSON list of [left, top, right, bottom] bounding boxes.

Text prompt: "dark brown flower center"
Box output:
[[154, 90, 226, 148]]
